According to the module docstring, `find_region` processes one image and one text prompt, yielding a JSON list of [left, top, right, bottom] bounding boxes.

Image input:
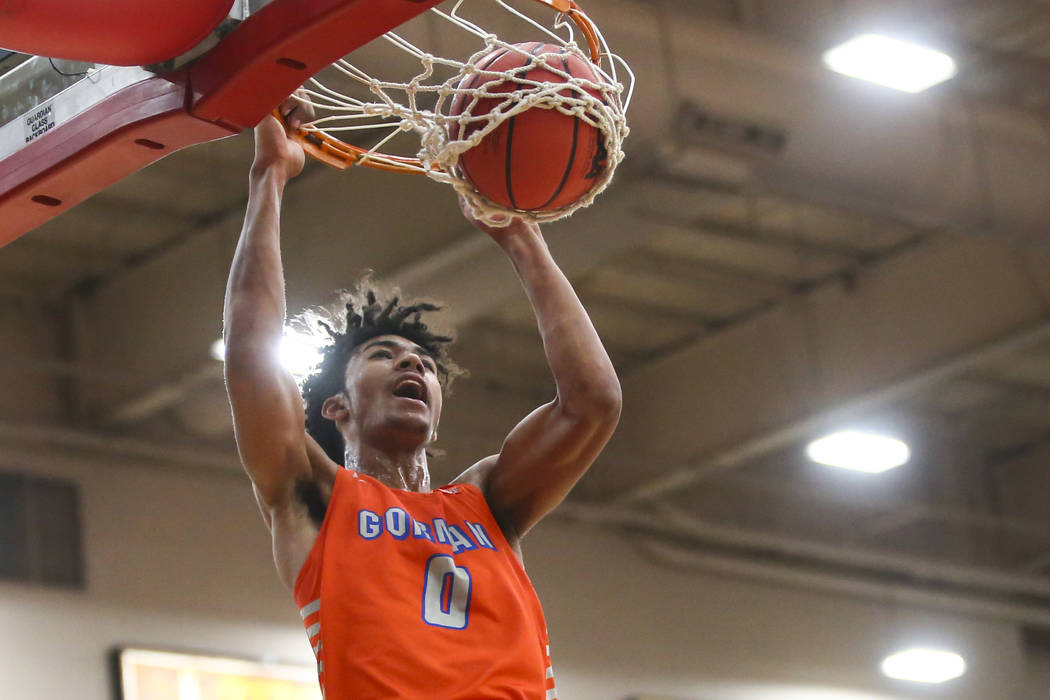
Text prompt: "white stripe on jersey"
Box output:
[[300, 599, 321, 618]]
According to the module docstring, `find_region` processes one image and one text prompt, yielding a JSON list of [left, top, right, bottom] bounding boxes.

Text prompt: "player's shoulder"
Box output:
[[449, 455, 522, 551], [449, 454, 499, 491]]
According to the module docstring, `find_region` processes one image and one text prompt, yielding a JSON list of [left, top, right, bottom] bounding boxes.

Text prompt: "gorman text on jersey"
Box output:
[[357, 506, 498, 554]]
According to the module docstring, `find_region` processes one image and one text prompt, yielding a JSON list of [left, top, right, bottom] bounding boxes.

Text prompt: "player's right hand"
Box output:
[[252, 91, 315, 182], [458, 193, 539, 243]]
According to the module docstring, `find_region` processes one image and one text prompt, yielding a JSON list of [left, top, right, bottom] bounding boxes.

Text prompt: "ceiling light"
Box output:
[[279, 332, 323, 377], [209, 331, 323, 377], [209, 338, 225, 362], [823, 34, 957, 93], [805, 430, 910, 473], [881, 648, 966, 684]]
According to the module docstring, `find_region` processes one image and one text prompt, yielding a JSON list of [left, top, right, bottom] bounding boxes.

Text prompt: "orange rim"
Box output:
[[531, 0, 603, 63], [285, 117, 427, 173], [284, 0, 606, 173]]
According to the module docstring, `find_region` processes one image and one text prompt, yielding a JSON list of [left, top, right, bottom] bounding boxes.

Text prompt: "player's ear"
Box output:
[[321, 393, 350, 421]]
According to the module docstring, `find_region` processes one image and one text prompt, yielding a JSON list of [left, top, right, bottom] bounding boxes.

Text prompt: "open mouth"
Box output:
[[392, 377, 428, 405]]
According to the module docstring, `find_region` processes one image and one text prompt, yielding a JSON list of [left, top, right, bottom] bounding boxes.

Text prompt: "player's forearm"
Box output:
[[224, 167, 290, 354], [499, 225, 621, 415]]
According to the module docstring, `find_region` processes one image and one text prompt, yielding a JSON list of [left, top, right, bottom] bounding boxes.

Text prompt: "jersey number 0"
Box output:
[[422, 554, 473, 629]]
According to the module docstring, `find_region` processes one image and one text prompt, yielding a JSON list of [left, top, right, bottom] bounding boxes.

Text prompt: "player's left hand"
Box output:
[[252, 91, 315, 182]]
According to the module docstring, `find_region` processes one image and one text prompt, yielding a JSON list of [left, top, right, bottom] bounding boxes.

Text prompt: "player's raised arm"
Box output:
[[224, 98, 318, 512], [459, 199, 622, 540]]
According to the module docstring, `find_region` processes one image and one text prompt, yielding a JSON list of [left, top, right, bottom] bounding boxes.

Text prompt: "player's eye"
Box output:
[[422, 358, 437, 372], [370, 349, 393, 359]]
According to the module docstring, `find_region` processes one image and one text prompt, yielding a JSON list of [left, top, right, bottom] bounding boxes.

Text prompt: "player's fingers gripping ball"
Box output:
[[447, 42, 611, 214]]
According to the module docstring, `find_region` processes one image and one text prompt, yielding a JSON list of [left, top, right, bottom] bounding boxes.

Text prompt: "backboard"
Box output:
[[0, 0, 443, 246]]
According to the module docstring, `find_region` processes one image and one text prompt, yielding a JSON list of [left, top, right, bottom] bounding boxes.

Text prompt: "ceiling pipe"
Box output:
[[707, 470, 1050, 544], [559, 501, 1050, 627], [0, 355, 148, 387], [103, 363, 224, 426], [0, 422, 241, 473], [638, 538, 1050, 629]]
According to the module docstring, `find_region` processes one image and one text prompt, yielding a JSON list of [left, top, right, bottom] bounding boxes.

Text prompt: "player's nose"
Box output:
[[398, 354, 425, 373]]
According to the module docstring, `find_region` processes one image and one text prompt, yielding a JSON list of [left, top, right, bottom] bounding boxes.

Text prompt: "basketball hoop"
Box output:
[[280, 0, 633, 225]]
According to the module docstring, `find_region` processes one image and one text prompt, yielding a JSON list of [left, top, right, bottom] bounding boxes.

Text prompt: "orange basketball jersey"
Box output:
[[294, 468, 557, 699]]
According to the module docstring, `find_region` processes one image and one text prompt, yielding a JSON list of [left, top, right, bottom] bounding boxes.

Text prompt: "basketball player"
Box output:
[[224, 95, 621, 698]]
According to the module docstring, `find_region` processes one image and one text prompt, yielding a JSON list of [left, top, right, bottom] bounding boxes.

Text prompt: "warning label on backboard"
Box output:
[[24, 104, 56, 144]]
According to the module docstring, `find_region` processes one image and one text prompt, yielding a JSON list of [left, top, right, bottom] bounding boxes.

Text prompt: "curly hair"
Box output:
[[298, 280, 460, 465]]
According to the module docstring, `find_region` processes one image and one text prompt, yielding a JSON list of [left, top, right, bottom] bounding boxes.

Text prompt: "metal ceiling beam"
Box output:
[[579, 291, 720, 327], [102, 363, 224, 426], [603, 6, 1050, 243], [703, 469, 1050, 544], [0, 421, 241, 473], [635, 208, 872, 263], [81, 167, 924, 428], [612, 233, 1050, 503], [559, 501, 1050, 624], [0, 355, 147, 386], [2, 236, 133, 270], [97, 190, 663, 426], [385, 190, 671, 328], [41, 7, 1050, 443], [627, 248, 796, 294], [637, 538, 1050, 628], [619, 317, 1050, 503], [604, 197, 930, 383], [970, 372, 1050, 400], [859, 502, 1050, 543]]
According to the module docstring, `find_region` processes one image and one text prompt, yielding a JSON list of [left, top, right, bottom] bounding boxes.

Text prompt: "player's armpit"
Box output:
[[479, 392, 620, 539]]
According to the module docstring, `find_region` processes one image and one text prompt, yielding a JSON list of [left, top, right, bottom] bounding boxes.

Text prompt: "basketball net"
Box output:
[[287, 0, 633, 226]]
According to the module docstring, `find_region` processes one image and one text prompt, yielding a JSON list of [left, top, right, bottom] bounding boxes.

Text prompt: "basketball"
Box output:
[[448, 42, 609, 213]]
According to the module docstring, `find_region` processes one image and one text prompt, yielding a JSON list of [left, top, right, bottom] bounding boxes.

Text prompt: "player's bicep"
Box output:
[[225, 351, 312, 507], [483, 398, 619, 537]]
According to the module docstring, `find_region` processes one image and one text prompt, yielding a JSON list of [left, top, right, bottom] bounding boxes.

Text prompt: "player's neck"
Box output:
[[344, 442, 431, 492]]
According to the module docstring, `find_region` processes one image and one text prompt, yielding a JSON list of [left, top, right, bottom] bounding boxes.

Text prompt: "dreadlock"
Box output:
[[299, 278, 461, 465]]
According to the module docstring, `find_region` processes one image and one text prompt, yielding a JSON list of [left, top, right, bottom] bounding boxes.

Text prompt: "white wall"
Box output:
[[0, 448, 1042, 700], [0, 453, 310, 700], [526, 523, 1028, 700], [0, 301, 63, 424]]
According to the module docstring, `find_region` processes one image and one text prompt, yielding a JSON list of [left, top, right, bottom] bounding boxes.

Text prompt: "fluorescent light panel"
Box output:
[[823, 34, 957, 93], [881, 648, 966, 683], [806, 430, 910, 473]]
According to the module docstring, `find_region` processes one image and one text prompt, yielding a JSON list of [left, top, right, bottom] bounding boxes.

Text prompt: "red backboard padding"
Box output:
[[0, 0, 236, 66], [190, 0, 445, 128], [0, 0, 442, 244], [0, 75, 236, 246]]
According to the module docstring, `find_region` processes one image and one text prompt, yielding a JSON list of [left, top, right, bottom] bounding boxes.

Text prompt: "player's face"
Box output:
[[341, 335, 443, 446]]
